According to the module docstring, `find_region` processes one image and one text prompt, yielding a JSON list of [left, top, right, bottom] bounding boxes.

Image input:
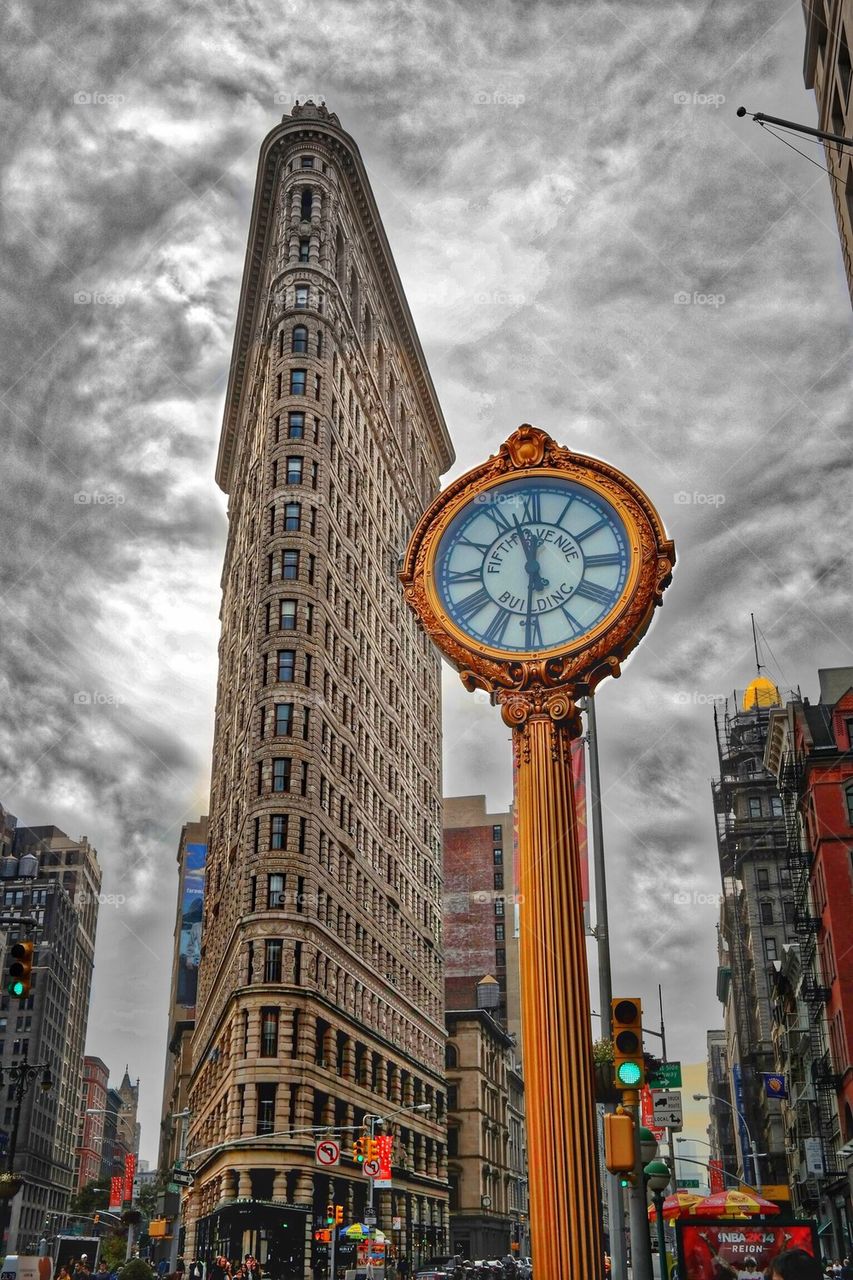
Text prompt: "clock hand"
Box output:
[[513, 516, 549, 591]]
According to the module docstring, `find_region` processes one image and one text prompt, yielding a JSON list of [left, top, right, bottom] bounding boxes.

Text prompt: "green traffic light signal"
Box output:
[[7, 980, 24, 998], [616, 1060, 643, 1087]]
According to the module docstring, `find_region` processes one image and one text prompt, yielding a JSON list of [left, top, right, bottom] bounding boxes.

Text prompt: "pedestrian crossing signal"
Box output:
[[604, 1109, 635, 1174], [334, 1205, 343, 1225]]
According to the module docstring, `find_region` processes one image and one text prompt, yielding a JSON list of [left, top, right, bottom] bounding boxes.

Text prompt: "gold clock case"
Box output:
[[401, 423, 675, 706]]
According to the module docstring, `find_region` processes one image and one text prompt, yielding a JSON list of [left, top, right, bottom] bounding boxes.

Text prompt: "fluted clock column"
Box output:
[[504, 691, 602, 1277]]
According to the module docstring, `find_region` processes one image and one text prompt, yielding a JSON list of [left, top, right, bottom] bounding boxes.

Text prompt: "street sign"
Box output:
[[373, 1179, 392, 1189], [679, 1179, 701, 1188], [364, 1209, 377, 1226], [392, 1217, 402, 1231], [315, 1138, 341, 1168], [650, 1089, 683, 1129], [362, 1158, 381, 1178], [172, 1168, 194, 1186], [648, 1061, 682, 1089]]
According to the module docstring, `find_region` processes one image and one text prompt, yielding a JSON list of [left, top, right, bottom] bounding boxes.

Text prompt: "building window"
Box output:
[[272, 759, 291, 793], [301, 156, 314, 169], [494, 897, 505, 917], [760, 900, 774, 925], [495, 923, 505, 941], [292, 326, 308, 354], [295, 284, 309, 308], [756, 868, 769, 889], [286, 456, 303, 484], [445, 1043, 458, 1068], [280, 599, 297, 630], [493, 847, 503, 865], [298, 238, 310, 262], [290, 369, 306, 395], [764, 936, 777, 961], [748, 797, 762, 819], [270, 816, 288, 850], [496, 947, 506, 967], [260, 1009, 280, 1057], [494, 871, 504, 890], [770, 796, 783, 818], [447, 1084, 458, 1111], [264, 940, 283, 982], [282, 550, 300, 579], [288, 412, 305, 439], [257, 1083, 277, 1134], [447, 1127, 459, 1158], [492, 825, 502, 840], [300, 188, 312, 220], [268, 873, 285, 907], [846, 784, 853, 828], [277, 650, 295, 682], [275, 703, 293, 735], [283, 503, 302, 533]]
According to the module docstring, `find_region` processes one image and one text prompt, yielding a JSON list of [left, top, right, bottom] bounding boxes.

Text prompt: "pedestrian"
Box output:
[[396, 1256, 409, 1278], [770, 1250, 823, 1280]]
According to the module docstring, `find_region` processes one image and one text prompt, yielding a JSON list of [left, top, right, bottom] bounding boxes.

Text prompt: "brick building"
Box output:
[[185, 101, 454, 1278], [76, 1055, 109, 1191]]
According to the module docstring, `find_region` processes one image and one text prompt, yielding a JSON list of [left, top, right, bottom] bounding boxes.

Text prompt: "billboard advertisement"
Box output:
[[677, 1220, 819, 1279], [177, 841, 206, 1011]]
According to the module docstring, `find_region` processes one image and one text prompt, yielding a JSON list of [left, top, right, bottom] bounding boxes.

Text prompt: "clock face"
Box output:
[[432, 475, 632, 655]]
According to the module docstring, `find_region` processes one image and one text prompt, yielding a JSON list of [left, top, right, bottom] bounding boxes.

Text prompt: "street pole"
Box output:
[[0, 1052, 54, 1255], [169, 1111, 189, 1271], [586, 693, 628, 1280], [750, 1139, 762, 1193], [651, 1189, 669, 1280], [627, 1100, 654, 1280], [328, 1219, 336, 1280]]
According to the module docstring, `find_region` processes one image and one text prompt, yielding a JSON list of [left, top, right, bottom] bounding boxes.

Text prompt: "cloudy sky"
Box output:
[[2, 0, 851, 1164]]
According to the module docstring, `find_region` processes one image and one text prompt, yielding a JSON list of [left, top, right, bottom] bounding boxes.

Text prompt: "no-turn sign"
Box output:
[[363, 1158, 381, 1178], [315, 1139, 341, 1167]]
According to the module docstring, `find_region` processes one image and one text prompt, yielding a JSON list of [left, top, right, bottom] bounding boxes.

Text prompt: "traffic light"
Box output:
[[7, 940, 34, 1000], [619, 1172, 636, 1188], [334, 1205, 343, 1225], [604, 1109, 635, 1174], [611, 997, 644, 1090], [325, 1202, 335, 1226], [352, 1136, 367, 1164], [366, 1137, 380, 1161]]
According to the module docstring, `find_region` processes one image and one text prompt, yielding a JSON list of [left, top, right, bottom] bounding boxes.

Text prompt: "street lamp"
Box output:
[[362, 1102, 432, 1271], [0, 1053, 54, 1252], [644, 1160, 671, 1280], [693, 1093, 762, 1191]]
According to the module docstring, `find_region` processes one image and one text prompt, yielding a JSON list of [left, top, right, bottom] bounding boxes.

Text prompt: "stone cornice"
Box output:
[[216, 110, 454, 494]]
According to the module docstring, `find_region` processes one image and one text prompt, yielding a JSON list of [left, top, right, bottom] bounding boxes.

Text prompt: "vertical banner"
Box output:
[[123, 1152, 136, 1203], [375, 1134, 393, 1181], [178, 842, 207, 1013], [641, 1085, 665, 1142], [572, 737, 590, 927], [109, 1176, 123, 1210], [708, 1158, 724, 1194]]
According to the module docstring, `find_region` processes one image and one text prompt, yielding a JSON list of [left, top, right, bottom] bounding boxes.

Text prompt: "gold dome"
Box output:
[[742, 676, 781, 711]]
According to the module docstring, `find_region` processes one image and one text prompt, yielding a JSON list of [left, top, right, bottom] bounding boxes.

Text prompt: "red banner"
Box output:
[[708, 1158, 725, 1194], [109, 1176, 123, 1210], [641, 1085, 665, 1141], [376, 1133, 393, 1180], [123, 1152, 136, 1203]]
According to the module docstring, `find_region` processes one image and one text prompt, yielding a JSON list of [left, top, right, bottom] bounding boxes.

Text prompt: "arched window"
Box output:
[[300, 187, 313, 221], [445, 1043, 458, 1069], [291, 326, 308, 354]]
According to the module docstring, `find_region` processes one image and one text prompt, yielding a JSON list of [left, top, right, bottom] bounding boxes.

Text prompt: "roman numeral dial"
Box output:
[[434, 476, 632, 655]]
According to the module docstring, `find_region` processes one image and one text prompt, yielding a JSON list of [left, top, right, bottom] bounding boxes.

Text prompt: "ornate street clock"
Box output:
[[401, 424, 675, 1278]]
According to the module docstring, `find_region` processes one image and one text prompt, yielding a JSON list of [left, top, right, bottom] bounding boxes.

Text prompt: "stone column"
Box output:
[[237, 1169, 252, 1198]]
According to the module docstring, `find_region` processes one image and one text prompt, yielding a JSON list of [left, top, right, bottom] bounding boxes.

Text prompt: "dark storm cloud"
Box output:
[[2, 0, 851, 1155]]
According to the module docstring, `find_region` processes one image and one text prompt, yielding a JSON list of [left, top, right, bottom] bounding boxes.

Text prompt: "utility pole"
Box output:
[[585, 692, 628, 1280], [168, 1110, 190, 1271]]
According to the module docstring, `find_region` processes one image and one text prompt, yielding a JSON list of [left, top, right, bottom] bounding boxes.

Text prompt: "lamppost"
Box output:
[[693, 1092, 762, 1191], [362, 1102, 431, 1272], [0, 1053, 54, 1252], [644, 1160, 671, 1280]]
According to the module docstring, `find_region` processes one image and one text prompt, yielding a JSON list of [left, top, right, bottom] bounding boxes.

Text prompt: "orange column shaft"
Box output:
[[514, 710, 603, 1277]]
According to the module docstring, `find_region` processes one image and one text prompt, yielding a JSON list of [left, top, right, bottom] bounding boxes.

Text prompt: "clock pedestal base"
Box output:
[[509, 698, 603, 1279]]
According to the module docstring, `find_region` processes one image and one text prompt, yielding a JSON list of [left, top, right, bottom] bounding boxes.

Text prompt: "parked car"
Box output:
[[415, 1259, 456, 1280]]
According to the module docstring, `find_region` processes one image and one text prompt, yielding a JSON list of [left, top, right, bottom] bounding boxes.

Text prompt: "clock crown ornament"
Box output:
[[401, 424, 675, 726]]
